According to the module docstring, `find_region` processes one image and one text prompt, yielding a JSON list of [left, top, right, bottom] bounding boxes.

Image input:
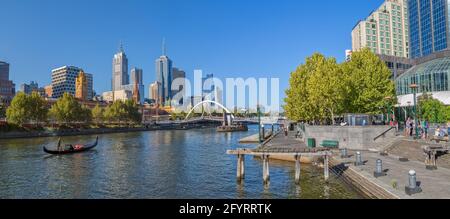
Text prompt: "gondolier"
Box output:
[[44, 136, 98, 155]]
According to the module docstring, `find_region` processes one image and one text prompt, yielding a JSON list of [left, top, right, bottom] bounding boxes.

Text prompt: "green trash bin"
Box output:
[[307, 138, 316, 148]]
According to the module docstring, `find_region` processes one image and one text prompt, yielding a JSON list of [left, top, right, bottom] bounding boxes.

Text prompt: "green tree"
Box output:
[[306, 55, 344, 124], [28, 92, 48, 126], [0, 103, 7, 118], [284, 53, 323, 121], [284, 49, 395, 122], [92, 104, 104, 125], [104, 101, 125, 123], [49, 93, 83, 124], [6, 92, 29, 126], [79, 105, 92, 124], [124, 99, 142, 124], [419, 94, 447, 123], [103, 100, 141, 125], [341, 48, 396, 114]]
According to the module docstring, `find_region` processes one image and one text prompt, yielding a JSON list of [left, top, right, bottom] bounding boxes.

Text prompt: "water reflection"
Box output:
[[0, 127, 361, 199]]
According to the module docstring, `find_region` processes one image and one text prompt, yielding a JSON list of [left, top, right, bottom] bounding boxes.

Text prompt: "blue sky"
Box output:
[[0, 0, 383, 100]]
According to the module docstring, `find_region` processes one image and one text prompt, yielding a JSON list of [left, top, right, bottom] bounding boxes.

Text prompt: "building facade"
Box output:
[[112, 46, 129, 92], [408, 0, 450, 59], [150, 81, 161, 105], [130, 68, 143, 86], [75, 71, 88, 101], [395, 50, 450, 106], [155, 55, 173, 105], [19, 81, 39, 95], [51, 66, 93, 99], [172, 67, 186, 105], [378, 54, 414, 78], [352, 0, 409, 58], [44, 85, 53, 98], [0, 61, 16, 105], [102, 90, 132, 102]]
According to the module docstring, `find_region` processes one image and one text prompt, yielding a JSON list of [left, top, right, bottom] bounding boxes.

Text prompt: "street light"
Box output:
[[257, 105, 262, 143], [410, 84, 419, 139]]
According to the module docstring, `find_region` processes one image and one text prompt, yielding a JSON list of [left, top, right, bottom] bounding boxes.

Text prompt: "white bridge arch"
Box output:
[[184, 100, 234, 121]]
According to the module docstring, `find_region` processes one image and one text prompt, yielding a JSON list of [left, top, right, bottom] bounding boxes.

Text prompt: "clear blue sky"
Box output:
[[0, 0, 383, 99]]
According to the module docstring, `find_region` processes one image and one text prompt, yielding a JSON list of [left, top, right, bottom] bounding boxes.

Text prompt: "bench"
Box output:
[[423, 145, 450, 170], [320, 140, 339, 148], [431, 136, 449, 143]]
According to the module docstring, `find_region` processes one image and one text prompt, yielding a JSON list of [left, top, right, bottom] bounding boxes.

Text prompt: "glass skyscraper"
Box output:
[[408, 0, 450, 58], [112, 46, 129, 91], [155, 55, 173, 105]]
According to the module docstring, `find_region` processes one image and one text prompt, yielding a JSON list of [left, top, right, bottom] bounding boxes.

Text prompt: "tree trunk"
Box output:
[[328, 108, 336, 125]]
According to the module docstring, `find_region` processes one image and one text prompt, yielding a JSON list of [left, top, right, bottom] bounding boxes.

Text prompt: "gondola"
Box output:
[[43, 136, 98, 155]]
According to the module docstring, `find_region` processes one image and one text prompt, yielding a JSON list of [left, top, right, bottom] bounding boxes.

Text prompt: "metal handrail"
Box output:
[[374, 126, 395, 141]]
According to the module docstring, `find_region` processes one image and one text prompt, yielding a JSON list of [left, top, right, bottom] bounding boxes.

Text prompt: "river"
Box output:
[[0, 126, 361, 199]]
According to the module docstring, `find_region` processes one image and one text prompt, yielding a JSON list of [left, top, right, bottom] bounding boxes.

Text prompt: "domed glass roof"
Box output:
[[396, 57, 450, 95]]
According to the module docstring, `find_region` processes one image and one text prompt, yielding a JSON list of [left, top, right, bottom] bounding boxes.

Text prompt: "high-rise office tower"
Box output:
[[112, 45, 129, 91], [408, 0, 450, 58], [0, 61, 10, 81], [51, 66, 93, 100], [130, 68, 143, 85], [172, 67, 186, 105], [352, 0, 409, 58], [20, 81, 39, 94], [202, 74, 215, 98], [155, 40, 173, 105], [0, 61, 15, 105], [150, 81, 162, 105]]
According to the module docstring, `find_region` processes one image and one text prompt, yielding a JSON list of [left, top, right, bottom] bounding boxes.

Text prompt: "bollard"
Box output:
[[373, 159, 386, 177], [340, 148, 348, 158], [405, 170, 422, 195], [355, 151, 364, 166]]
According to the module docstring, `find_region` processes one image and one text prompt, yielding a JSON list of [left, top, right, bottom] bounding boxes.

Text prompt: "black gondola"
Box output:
[[43, 136, 98, 155]]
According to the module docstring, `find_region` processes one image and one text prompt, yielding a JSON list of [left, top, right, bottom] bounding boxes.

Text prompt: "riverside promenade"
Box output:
[[257, 129, 450, 199], [332, 149, 450, 199]]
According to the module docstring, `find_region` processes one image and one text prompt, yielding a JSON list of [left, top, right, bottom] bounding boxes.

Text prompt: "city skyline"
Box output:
[[0, 0, 385, 99]]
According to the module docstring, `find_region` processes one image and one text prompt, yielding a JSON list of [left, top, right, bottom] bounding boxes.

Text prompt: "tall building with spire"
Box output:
[[155, 39, 173, 106], [112, 44, 129, 92]]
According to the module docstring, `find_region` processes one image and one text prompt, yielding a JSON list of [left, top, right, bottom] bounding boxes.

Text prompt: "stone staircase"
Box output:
[[329, 158, 400, 199], [367, 130, 405, 152]]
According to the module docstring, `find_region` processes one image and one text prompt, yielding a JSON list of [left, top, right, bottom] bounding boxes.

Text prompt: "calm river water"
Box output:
[[0, 126, 361, 199]]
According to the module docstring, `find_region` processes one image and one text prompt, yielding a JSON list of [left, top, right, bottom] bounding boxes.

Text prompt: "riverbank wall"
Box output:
[[0, 122, 220, 140], [304, 126, 397, 151]]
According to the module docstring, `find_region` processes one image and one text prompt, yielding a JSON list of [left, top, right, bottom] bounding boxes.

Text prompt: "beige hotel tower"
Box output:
[[352, 0, 409, 58]]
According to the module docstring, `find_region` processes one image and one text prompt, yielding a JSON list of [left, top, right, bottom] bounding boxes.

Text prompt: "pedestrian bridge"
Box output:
[[146, 116, 279, 125]]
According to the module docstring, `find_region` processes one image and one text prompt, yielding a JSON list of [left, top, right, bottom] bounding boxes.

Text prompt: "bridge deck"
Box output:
[[229, 130, 331, 156]]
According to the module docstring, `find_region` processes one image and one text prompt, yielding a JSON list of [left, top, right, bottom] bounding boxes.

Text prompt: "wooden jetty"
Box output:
[[227, 146, 332, 184], [238, 131, 273, 144]]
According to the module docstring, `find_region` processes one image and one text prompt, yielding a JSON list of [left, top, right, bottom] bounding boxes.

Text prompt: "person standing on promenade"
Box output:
[[405, 117, 411, 137], [423, 120, 429, 140], [447, 121, 450, 137]]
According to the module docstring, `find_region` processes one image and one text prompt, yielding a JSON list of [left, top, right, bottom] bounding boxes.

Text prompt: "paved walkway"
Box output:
[[335, 150, 450, 199], [258, 130, 307, 150]]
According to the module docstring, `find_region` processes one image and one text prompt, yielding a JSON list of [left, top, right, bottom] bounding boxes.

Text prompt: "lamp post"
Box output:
[[258, 105, 262, 143], [410, 84, 419, 139], [407, 101, 411, 119]]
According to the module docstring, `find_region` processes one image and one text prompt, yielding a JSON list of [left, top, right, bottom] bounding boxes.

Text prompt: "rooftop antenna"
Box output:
[[162, 38, 166, 56], [119, 41, 124, 53]]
